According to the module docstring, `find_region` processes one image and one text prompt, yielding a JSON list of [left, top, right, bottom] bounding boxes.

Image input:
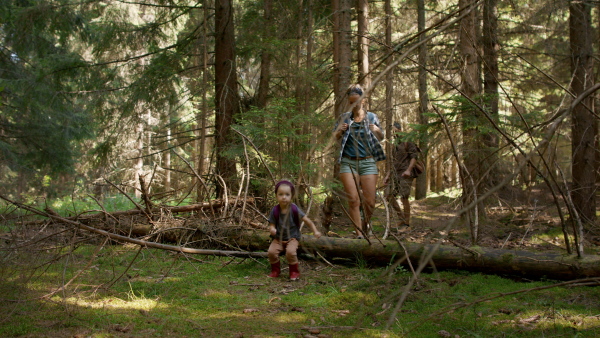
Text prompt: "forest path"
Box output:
[[321, 186, 598, 254]]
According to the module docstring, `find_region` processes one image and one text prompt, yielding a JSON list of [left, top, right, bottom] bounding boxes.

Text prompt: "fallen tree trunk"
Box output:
[[73, 197, 254, 220], [3, 194, 598, 280], [232, 231, 600, 280]]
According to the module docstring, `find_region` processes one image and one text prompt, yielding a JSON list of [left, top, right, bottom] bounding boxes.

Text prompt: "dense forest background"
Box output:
[[1, 0, 598, 250]]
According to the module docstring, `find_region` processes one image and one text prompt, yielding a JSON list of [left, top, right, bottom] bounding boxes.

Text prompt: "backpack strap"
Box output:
[[272, 204, 300, 228], [272, 205, 280, 226], [291, 203, 300, 228]]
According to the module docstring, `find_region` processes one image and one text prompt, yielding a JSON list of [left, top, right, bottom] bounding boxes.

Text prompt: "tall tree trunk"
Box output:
[[415, 0, 429, 200], [384, 0, 393, 177], [196, 2, 210, 202], [357, 0, 370, 111], [215, 0, 239, 197], [256, 0, 272, 109], [458, 0, 482, 244], [482, 0, 499, 187], [305, 0, 315, 186], [332, 0, 341, 118], [333, 0, 353, 118], [570, 0, 596, 227], [164, 116, 171, 192], [134, 119, 144, 199]]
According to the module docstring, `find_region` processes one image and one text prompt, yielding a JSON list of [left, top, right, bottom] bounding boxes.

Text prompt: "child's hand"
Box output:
[[314, 231, 322, 239]]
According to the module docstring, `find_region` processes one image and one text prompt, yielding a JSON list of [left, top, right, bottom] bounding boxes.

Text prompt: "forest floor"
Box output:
[[321, 183, 600, 255], [3, 184, 600, 337]]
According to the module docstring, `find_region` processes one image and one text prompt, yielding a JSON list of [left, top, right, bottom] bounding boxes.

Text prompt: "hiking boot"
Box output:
[[289, 264, 300, 280], [268, 261, 281, 278]]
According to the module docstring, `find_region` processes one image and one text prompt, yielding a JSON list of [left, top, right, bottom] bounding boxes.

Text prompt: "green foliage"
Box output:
[[0, 0, 97, 175], [234, 98, 326, 181], [40, 194, 137, 216]]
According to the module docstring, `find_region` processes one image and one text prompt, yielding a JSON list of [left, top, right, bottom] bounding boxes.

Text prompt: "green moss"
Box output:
[[2, 246, 600, 337]]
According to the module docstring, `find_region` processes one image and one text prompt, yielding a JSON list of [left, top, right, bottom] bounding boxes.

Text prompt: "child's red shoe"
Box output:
[[289, 264, 300, 280], [268, 262, 281, 278]]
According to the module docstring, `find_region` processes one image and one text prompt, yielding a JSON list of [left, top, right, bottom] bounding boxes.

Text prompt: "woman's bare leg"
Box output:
[[360, 174, 378, 233], [339, 172, 362, 235]]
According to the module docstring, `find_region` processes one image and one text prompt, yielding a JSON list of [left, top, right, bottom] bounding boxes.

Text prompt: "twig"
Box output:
[[104, 178, 152, 223], [500, 232, 512, 249], [316, 251, 335, 267], [390, 233, 417, 279], [0, 194, 268, 260], [103, 244, 143, 289], [231, 127, 275, 184], [411, 277, 600, 332], [335, 195, 371, 245], [173, 151, 216, 219], [41, 237, 109, 301], [447, 239, 481, 258], [214, 174, 229, 218]]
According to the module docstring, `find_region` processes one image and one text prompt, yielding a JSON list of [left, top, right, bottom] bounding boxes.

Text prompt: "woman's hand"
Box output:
[[269, 226, 277, 237], [369, 124, 383, 140], [402, 169, 412, 178], [314, 230, 322, 239], [335, 123, 348, 139]]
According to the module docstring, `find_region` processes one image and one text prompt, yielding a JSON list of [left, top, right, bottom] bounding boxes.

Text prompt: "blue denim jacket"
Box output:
[[334, 111, 386, 163]]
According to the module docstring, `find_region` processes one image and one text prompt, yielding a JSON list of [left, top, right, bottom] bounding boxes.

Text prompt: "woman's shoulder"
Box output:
[[366, 111, 380, 122]]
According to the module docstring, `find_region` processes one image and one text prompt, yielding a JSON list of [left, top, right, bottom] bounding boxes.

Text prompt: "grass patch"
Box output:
[[1, 245, 600, 337]]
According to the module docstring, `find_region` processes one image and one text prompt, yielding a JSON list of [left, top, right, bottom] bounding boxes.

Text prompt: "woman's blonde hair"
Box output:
[[346, 84, 364, 96]]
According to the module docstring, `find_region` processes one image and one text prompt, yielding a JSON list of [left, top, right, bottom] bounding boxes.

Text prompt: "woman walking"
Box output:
[[333, 84, 385, 239]]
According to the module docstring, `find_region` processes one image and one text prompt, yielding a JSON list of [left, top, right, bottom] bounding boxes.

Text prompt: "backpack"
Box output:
[[272, 203, 300, 228], [403, 142, 425, 177]]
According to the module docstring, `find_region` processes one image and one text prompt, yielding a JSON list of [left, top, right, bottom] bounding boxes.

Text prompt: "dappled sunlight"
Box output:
[[202, 289, 235, 299], [486, 309, 600, 332], [128, 276, 182, 283], [57, 295, 163, 311], [204, 310, 307, 323]]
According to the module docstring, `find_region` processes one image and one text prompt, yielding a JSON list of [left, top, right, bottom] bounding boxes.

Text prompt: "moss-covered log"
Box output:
[[233, 231, 600, 280]]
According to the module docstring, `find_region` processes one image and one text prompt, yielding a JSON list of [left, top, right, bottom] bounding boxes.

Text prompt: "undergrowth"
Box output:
[[1, 245, 599, 337]]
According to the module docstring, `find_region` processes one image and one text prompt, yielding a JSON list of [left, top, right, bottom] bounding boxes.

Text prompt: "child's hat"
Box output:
[[275, 180, 295, 196]]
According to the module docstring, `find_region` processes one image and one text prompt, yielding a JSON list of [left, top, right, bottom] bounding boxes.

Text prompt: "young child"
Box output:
[[267, 180, 322, 280]]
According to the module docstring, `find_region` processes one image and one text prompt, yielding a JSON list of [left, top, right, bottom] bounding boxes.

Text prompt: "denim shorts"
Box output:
[[340, 157, 379, 175]]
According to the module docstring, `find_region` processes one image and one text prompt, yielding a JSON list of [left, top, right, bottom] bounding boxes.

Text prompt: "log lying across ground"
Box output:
[[233, 231, 600, 281]]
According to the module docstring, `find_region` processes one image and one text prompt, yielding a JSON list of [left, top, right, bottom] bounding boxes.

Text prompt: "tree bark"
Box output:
[[415, 0, 429, 200], [256, 0, 272, 109], [482, 0, 499, 187], [196, 1, 210, 202], [234, 231, 600, 281], [384, 0, 393, 177], [357, 0, 370, 111], [333, 0, 353, 118], [134, 119, 145, 199], [215, 0, 239, 197], [458, 0, 483, 243], [163, 112, 171, 192], [570, 0, 597, 226]]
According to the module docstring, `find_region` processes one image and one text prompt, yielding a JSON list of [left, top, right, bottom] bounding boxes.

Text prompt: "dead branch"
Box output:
[[0, 194, 267, 259]]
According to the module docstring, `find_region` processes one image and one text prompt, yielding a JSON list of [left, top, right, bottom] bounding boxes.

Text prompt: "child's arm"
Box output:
[[301, 215, 322, 239], [268, 223, 277, 238]]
